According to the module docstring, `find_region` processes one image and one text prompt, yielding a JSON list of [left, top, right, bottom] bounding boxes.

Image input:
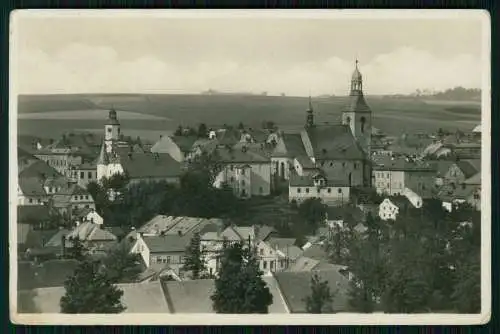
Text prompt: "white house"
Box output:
[[256, 238, 303, 274], [289, 171, 350, 206], [378, 198, 400, 221]]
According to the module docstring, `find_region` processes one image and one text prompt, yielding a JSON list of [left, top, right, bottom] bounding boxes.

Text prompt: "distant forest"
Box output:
[[383, 87, 481, 101]]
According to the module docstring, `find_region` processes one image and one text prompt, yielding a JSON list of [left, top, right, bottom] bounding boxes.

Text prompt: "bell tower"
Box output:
[[104, 108, 120, 153], [341, 59, 372, 156]]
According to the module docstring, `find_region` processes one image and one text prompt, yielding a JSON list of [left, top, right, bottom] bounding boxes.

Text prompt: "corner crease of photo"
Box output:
[[8, 9, 491, 325]]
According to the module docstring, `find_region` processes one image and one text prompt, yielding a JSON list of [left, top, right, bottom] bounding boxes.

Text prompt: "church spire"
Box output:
[[305, 95, 314, 128], [350, 59, 363, 95]]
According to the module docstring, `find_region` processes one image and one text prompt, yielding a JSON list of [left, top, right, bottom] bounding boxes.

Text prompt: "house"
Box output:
[[451, 142, 481, 159], [74, 207, 104, 226], [438, 183, 481, 212], [17, 205, 51, 229], [378, 196, 416, 221], [432, 160, 455, 187], [130, 233, 191, 274], [18, 177, 50, 206], [69, 161, 98, 189], [200, 224, 276, 275], [443, 159, 481, 186], [135, 215, 224, 238], [402, 187, 425, 209], [372, 156, 435, 196], [273, 269, 351, 313], [50, 182, 95, 218], [288, 171, 350, 206], [161, 276, 290, 313], [150, 135, 198, 162], [65, 221, 118, 254], [256, 237, 303, 274], [213, 145, 272, 198], [18, 281, 170, 314], [97, 145, 183, 186]]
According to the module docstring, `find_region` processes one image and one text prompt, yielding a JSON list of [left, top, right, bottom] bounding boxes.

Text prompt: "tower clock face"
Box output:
[[107, 128, 112, 133]]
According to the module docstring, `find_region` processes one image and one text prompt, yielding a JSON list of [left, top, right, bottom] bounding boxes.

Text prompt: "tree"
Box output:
[[183, 232, 206, 279], [211, 242, 273, 313], [238, 122, 245, 130], [60, 259, 126, 313], [298, 198, 327, 235], [197, 123, 208, 138], [65, 237, 88, 261], [304, 273, 335, 313], [101, 243, 143, 283]]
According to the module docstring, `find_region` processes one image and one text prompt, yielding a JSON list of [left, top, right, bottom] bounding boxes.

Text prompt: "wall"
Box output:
[[130, 238, 151, 267], [35, 153, 82, 175], [257, 242, 289, 273], [149, 252, 185, 274], [373, 170, 405, 196], [128, 176, 180, 187], [214, 162, 271, 197], [271, 157, 293, 180], [316, 159, 364, 186], [74, 169, 98, 189], [289, 185, 350, 206], [97, 162, 124, 182]]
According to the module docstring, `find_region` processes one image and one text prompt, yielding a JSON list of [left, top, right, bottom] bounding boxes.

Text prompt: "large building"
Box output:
[[95, 110, 183, 185]]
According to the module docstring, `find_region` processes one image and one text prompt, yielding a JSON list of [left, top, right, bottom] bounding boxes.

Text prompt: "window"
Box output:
[[85, 195, 89, 200], [327, 188, 331, 193], [80, 172, 84, 179], [88, 172, 92, 179], [107, 128, 112, 133], [230, 176, 234, 182], [342, 162, 346, 168], [346, 116, 351, 123], [29, 198, 33, 204], [166, 256, 171, 264], [241, 180, 245, 186], [305, 188, 309, 193], [297, 188, 301, 193], [241, 169, 245, 175], [330, 162, 334, 167], [263, 261, 267, 269], [80, 195, 84, 200], [360, 116, 366, 133], [230, 165, 234, 171], [270, 261, 275, 271], [259, 187, 263, 194], [74, 196, 78, 200], [260, 249, 264, 255], [354, 163, 357, 169]]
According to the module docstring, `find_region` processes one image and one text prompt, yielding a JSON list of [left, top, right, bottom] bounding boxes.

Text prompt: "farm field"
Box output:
[[16, 94, 481, 142]]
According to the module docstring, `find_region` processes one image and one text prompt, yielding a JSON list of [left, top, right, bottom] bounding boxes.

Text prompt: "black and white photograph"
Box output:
[[9, 10, 491, 325]]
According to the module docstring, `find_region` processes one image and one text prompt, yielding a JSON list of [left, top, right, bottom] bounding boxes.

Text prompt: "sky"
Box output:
[[13, 11, 486, 96]]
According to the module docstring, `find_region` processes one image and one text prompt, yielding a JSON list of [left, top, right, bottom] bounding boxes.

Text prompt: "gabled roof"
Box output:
[[142, 235, 190, 253], [66, 222, 117, 242], [44, 228, 71, 247], [120, 152, 182, 179], [464, 172, 481, 185], [372, 156, 435, 172], [274, 269, 351, 313], [170, 135, 198, 153], [303, 125, 365, 160], [215, 146, 270, 164], [272, 133, 308, 158], [18, 177, 47, 197], [289, 173, 349, 187], [17, 205, 51, 223], [301, 244, 329, 261], [456, 159, 481, 179], [266, 237, 296, 250], [19, 160, 61, 179], [162, 279, 216, 313]]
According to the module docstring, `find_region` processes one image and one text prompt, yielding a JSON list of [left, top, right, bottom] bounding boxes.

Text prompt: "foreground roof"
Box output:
[[303, 125, 365, 160], [120, 152, 182, 179]]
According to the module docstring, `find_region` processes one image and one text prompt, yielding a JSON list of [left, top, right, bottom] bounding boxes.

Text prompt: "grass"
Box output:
[[17, 93, 481, 140]]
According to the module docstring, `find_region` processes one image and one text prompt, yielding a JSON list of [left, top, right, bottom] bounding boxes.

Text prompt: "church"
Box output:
[[95, 109, 182, 186], [273, 61, 373, 205]]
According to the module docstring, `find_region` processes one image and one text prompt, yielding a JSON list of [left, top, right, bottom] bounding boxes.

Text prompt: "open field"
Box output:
[[17, 94, 481, 141]]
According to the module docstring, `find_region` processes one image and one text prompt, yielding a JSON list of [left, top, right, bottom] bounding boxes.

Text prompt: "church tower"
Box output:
[[104, 108, 120, 153], [305, 96, 314, 128], [341, 60, 372, 156]]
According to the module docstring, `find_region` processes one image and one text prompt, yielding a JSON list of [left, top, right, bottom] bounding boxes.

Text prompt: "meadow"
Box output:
[[16, 94, 481, 142]]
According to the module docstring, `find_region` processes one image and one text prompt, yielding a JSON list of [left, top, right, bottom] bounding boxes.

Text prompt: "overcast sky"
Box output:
[[13, 11, 486, 96]]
